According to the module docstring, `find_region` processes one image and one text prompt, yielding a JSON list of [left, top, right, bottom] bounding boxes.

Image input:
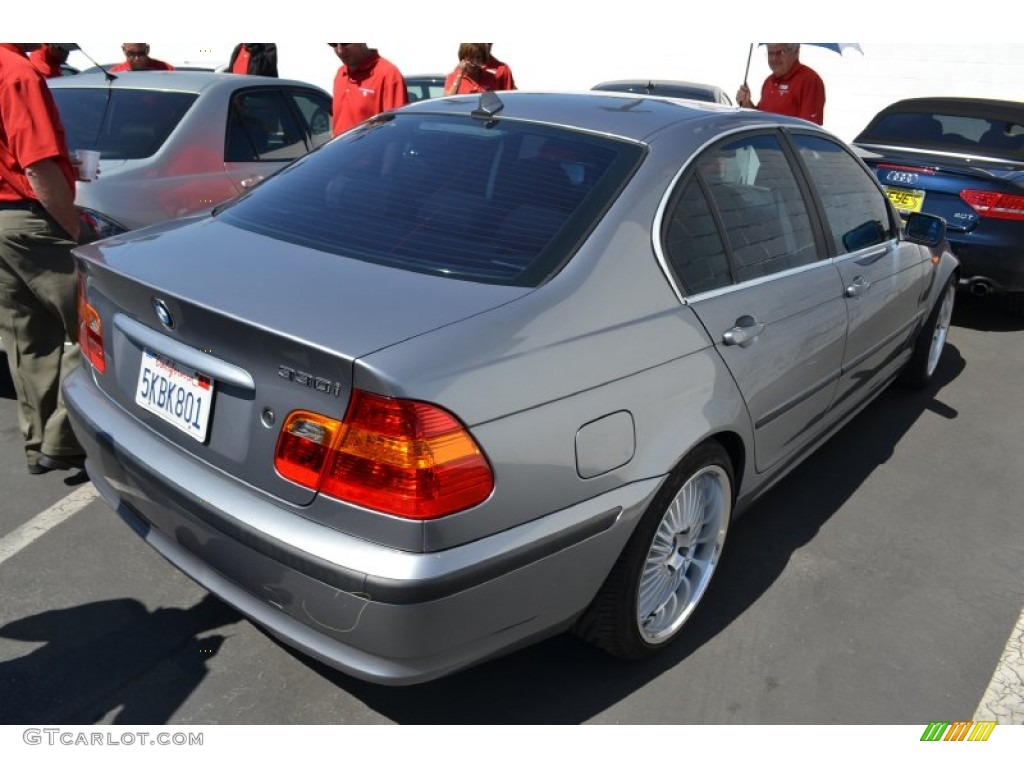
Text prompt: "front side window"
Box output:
[[219, 114, 643, 286], [51, 88, 197, 160], [792, 134, 893, 255]]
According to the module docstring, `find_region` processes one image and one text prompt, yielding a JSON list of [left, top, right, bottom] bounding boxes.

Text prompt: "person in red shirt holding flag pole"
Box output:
[[736, 43, 825, 125], [329, 44, 408, 136]]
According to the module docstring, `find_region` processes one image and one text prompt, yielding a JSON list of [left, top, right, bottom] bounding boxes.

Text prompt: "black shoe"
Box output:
[[28, 462, 50, 475], [38, 453, 86, 472]]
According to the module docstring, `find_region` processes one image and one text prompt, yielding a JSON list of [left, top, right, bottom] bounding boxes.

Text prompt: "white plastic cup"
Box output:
[[74, 149, 100, 181]]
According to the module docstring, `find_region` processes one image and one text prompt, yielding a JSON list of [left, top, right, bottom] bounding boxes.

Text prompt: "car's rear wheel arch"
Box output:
[[573, 438, 735, 659]]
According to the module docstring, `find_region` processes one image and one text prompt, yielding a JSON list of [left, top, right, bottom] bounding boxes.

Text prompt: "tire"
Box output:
[[899, 277, 955, 389], [574, 442, 733, 660]]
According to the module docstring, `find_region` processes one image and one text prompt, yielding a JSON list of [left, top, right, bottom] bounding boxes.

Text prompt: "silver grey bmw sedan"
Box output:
[[64, 90, 959, 685]]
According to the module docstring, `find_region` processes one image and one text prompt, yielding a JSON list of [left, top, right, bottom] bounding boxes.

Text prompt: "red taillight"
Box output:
[[77, 273, 105, 374], [960, 189, 1024, 220], [274, 392, 494, 520]]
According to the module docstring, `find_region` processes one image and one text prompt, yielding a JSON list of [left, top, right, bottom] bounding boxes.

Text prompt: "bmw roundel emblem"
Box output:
[[153, 298, 175, 329]]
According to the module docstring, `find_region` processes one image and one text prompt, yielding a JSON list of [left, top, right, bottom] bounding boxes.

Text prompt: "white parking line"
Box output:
[[973, 607, 1024, 724], [0, 483, 99, 567]]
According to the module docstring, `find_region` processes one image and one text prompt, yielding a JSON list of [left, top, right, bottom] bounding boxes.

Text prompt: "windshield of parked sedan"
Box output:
[[217, 114, 644, 286], [51, 88, 198, 160], [856, 109, 1024, 161]]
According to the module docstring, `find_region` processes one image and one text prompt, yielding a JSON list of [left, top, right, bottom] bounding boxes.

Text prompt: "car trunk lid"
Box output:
[[859, 145, 1024, 233], [75, 216, 530, 506]]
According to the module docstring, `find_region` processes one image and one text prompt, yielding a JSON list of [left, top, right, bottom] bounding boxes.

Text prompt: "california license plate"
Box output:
[[135, 350, 213, 442], [885, 187, 925, 214]]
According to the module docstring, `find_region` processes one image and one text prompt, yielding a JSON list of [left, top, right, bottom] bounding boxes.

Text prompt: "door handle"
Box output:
[[845, 276, 871, 298], [723, 316, 766, 347], [240, 174, 265, 190]]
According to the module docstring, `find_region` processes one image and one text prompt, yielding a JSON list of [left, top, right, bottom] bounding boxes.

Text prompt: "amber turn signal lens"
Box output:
[[274, 392, 494, 519], [77, 273, 105, 374]]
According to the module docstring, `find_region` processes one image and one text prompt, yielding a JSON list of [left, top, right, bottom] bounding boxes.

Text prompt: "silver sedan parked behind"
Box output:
[[49, 71, 332, 236], [64, 90, 958, 685]]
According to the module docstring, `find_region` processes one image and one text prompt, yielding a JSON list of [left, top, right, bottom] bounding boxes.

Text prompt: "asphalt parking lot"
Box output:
[[1, 293, 1022, 725]]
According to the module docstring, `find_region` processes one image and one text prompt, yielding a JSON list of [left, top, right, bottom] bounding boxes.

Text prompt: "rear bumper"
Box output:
[[949, 236, 1024, 294], [64, 367, 660, 685]]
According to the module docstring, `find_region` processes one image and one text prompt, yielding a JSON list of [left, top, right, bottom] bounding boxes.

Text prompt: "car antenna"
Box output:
[[73, 43, 118, 82], [471, 91, 504, 122]]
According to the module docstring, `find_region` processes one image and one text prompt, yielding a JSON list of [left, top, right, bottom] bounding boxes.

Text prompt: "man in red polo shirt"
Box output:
[[0, 43, 86, 475], [329, 44, 408, 136], [736, 43, 825, 125], [110, 44, 175, 72]]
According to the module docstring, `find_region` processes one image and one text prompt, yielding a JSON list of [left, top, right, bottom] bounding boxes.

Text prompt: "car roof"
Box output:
[[48, 71, 327, 96], [396, 89, 788, 144]]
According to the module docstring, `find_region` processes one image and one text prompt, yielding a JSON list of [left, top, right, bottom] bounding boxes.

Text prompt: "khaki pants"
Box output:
[[0, 208, 82, 465]]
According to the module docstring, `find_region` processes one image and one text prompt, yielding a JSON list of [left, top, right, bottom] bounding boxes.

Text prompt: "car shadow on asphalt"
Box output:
[[951, 292, 1024, 332], [286, 345, 969, 723], [0, 593, 240, 725]]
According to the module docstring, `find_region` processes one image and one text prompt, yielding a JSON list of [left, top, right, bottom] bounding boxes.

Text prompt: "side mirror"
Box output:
[[904, 212, 946, 247]]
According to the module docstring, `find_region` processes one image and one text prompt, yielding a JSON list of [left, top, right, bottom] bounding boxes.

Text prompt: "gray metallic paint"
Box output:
[[51, 72, 331, 230], [65, 90, 960, 684]]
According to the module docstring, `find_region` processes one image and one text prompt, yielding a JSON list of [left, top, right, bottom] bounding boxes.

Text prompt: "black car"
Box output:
[[853, 97, 1024, 314]]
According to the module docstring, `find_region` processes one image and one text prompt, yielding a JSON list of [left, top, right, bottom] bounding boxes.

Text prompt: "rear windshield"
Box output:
[[218, 113, 643, 286], [857, 109, 1024, 161], [51, 88, 198, 160]]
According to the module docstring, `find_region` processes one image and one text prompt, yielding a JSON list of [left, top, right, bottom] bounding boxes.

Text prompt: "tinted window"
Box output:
[[219, 114, 643, 286], [792, 134, 893, 255], [700, 133, 818, 282], [858, 110, 1024, 160], [51, 88, 197, 159], [663, 177, 731, 294], [225, 89, 308, 162]]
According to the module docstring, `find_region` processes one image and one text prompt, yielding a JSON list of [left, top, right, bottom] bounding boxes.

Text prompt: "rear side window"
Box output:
[[792, 134, 893, 255], [857, 109, 1024, 160], [219, 114, 643, 286], [663, 177, 731, 294], [51, 88, 197, 160]]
